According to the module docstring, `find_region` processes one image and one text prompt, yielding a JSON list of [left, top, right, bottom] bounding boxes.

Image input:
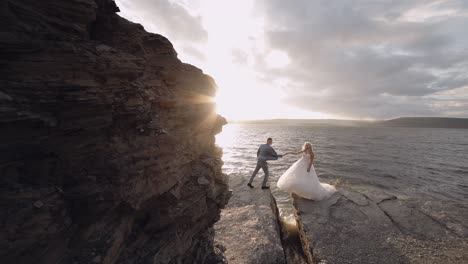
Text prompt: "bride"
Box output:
[[277, 142, 336, 200]]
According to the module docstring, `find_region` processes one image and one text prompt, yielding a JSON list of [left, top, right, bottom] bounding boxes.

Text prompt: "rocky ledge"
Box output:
[[214, 175, 286, 264], [1, 1, 229, 263], [293, 186, 468, 264]]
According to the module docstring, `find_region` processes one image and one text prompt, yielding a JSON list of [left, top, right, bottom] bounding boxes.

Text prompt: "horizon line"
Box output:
[[226, 116, 468, 123]]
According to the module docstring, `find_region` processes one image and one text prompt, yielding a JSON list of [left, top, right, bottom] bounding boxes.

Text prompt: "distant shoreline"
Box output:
[[227, 117, 468, 129]]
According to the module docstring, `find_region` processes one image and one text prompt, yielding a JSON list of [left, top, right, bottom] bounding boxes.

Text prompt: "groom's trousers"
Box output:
[[248, 160, 269, 187]]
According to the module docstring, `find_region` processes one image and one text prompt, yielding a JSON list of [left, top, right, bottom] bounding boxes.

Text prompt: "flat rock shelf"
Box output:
[[214, 175, 286, 264], [293, 186, 468, 264]]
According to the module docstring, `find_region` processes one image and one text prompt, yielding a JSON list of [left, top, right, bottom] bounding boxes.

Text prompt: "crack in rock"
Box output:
[[376, 196, 398, 205], [376, 204, 405, 233], [418, 209, 459, 237]]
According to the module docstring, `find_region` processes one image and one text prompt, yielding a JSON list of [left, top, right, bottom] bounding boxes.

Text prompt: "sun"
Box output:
[[215, 88, 334, 121]]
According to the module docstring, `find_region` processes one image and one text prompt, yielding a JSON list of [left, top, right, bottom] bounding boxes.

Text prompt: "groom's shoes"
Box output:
[[247, 183, 254, 188], [261, 186, 270, 189]]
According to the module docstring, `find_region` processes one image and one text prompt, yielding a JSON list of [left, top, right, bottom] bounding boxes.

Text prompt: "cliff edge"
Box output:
[[0, 1, 229, 263]]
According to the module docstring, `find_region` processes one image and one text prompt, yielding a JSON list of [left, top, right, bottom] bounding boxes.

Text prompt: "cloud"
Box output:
[[116, 0, 208, 43], [115, 0, 468, 119], [182, 45, 206, 62], [257, 0, 468, 118]]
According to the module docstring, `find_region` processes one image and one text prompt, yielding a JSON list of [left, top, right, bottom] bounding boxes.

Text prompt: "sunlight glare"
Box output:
[[215, 124, 237, 149]]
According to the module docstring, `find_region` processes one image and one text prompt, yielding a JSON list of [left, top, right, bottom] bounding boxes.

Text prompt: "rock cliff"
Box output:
[[0, 1, 229, 263]]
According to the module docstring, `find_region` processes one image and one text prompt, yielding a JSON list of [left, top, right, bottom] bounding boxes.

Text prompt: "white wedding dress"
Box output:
[[277, 153, 336, 200]]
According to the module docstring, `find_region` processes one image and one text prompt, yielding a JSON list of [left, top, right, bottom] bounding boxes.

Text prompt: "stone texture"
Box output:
[[279, 218, 308, 264], [293, 187, 468, 264], [214, 175, 286, 264], [0, 1, 229, 263]]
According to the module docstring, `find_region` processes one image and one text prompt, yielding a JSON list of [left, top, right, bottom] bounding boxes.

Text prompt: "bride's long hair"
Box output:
[[302, 142, 313, 153]]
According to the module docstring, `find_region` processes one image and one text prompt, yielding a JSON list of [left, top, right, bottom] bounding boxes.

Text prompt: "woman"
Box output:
[[277, 142, 336, 200]]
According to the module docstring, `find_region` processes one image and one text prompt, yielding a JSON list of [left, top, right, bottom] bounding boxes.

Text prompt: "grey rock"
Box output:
[[293, 187, 468, 264], [92, 255, 102, 263], [198, 176, 211, 185], [95, 44, 112, 52], [33, 201, 44, 209], [215, 175, 286, 264], [0, 91, 13, 101]]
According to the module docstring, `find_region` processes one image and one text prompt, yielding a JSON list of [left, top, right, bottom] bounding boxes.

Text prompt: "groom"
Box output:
[[248, 137, 282, 189]]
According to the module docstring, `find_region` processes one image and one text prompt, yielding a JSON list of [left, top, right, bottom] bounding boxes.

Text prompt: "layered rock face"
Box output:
[[0, 1, 229, 263]]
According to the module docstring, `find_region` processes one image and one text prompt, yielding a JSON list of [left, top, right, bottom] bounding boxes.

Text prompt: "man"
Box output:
[[248, 138, 282, 189]]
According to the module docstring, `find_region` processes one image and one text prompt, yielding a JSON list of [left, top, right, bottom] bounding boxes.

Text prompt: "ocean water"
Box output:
[[216, 123, 468, 218]]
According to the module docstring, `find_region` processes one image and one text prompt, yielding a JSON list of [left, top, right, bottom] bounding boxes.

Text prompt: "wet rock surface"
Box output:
[[0, 1, 229, 263], [214, 175, 286, 264], [293, 186, 468, 264]]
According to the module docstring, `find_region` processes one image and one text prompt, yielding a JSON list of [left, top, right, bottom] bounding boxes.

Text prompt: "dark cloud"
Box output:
[[117, 0, 208, 43], [257, 0, 468, 118]]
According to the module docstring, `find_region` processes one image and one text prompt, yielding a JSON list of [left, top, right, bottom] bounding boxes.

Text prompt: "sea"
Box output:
[[215, 123, 468, 219]]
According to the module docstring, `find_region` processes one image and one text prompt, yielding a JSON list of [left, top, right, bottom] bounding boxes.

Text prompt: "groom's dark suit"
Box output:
[[248, 144, 281, 187]]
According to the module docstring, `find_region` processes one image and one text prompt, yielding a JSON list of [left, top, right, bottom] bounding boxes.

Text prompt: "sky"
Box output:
[[115, 0, 468, 120]]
